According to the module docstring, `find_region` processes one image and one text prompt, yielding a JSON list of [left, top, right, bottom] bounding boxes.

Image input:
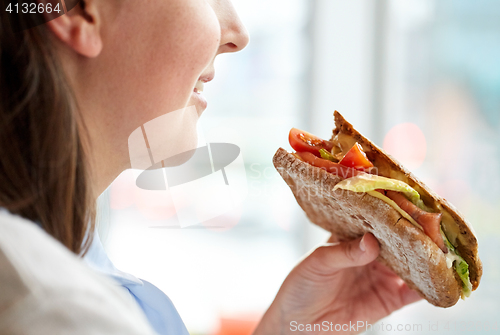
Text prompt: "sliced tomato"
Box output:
[[295, 151, 362, 179], [339, 142, 374, 171], [385, 190, 446, 252], [289, 128, 334, 157]]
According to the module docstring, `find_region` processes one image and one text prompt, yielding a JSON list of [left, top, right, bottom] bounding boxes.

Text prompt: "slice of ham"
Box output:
[[295, 151, 362, 179], [385, 191, 446, 253]]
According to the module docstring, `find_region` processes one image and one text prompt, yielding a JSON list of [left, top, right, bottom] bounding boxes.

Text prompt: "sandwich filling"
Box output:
[[289, 128, 473, 298]]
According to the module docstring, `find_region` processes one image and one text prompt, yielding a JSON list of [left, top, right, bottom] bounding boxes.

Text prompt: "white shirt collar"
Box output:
[[0, 207, 141, 286]]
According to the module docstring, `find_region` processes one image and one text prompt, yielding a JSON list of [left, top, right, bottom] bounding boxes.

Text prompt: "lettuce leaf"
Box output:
[[319, 148, 336, 161], [440, 228, 472, 298], [456, 260, 472, 298]]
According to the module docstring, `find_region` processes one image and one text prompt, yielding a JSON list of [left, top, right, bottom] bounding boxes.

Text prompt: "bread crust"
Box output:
[[273, 111, 482, 307]]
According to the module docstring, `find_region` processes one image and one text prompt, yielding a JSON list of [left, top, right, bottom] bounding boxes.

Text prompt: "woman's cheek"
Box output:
[[190, 2, 221, 68], [184, 0, 221, 57]]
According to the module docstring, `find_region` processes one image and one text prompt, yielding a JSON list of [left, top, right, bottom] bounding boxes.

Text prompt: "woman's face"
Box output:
[[69, 0, 249, 191]]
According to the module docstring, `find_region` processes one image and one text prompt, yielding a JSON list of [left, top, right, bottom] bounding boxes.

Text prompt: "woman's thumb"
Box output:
[[306, 233, 380, 273]]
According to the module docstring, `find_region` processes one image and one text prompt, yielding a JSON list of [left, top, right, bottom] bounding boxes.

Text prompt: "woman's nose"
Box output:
[[216, 0, 250, 54]]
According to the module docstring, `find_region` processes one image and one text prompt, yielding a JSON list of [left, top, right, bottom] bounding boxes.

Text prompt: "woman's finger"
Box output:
[[306, 233, 380, 274], [399, 283, 424, 306]]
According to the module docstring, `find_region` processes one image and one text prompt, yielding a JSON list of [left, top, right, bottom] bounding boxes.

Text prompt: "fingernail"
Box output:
[[359, 235, 366, 252]]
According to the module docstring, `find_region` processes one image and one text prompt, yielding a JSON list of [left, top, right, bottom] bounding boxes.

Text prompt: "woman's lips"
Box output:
[[191, 72, 214, 113], [194, 80, 205, 93], [191, 84, 207, 113]]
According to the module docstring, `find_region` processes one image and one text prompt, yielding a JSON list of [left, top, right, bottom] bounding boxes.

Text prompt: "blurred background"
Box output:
[[98, 0, 500, 334]]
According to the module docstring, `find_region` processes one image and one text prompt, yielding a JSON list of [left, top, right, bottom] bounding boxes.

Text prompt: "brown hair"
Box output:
[[0, 7, 95, 254]]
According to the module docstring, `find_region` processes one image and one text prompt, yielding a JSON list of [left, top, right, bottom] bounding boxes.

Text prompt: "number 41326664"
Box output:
[[6, 2, 61, 14], [444, 321, 498, 332]]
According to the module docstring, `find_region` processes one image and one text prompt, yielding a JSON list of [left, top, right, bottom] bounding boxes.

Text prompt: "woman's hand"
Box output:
[[253, 233, 422, 335]]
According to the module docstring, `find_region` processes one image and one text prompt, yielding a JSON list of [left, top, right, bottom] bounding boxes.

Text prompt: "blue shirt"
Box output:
[[83, 230, 190, 335]]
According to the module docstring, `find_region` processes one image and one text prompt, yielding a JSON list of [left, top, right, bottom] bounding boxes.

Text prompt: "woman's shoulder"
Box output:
[[0, 208, 157, 335], [0, 208, 97, 297]]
